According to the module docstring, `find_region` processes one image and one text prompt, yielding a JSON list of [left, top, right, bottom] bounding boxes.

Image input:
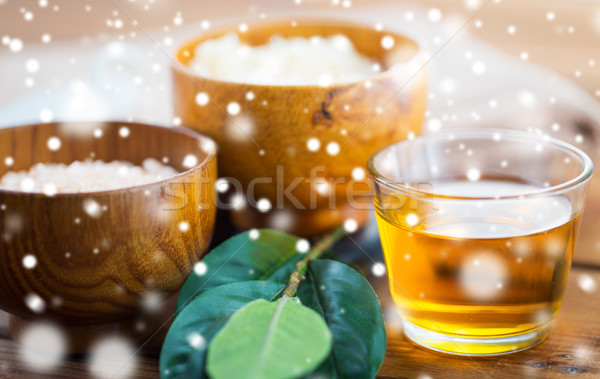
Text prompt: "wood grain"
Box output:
[[0, 266, 597, 378], [172, 19, 427, 237], [0, 122, 217, 352], [0, 336, 160, 379]]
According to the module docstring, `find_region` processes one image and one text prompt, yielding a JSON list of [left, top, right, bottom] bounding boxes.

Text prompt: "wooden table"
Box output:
[[1, 212, 598, 379]]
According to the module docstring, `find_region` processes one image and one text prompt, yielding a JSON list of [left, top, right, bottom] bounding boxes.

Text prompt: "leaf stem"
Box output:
[[282, 226, 345, 298]]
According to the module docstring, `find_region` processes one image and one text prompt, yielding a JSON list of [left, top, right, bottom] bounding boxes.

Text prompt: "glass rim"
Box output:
[[367, 128, 594, 201]]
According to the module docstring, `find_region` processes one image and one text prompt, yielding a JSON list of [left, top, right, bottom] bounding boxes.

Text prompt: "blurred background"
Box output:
[[1, 0, 599, 103]]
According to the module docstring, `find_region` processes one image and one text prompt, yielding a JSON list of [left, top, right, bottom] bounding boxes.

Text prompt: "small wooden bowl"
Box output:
[[173, 19, 427, 237], [0, 121, 217, 352]]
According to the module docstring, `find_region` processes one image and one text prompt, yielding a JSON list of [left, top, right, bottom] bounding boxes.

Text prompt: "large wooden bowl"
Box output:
[[0, 121, 217, 352], [173, 19, 427, 236]]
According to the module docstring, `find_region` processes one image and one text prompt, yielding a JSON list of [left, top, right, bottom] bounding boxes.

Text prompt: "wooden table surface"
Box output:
[[0, 267, 598, 378], [0, 212, 598, 379]]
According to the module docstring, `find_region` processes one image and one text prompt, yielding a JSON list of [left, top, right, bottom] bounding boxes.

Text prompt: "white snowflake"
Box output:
[[249, 229, 260, 239], [40, 109, 53, 123], [381, 35, 395, 50], [182, 154, 198, 168], [471, 61, 486, 75], [577, 274, 597, 293], [25, 59, 40, 73], [460, 253, 507, 301], [18, 323, 65, 371], [142, 292, 162, 312], [179, 221, 190, 232], [9, 38, 23, 53], [256, 198, 271, 213], [344, 218, 358, 233], [119, 126, 130, 138], [194, 261, 208, 276], [306, 138, 320, 152], [25, 293, 46, 313], [372, 263, 386, 277], [427, 118, 442, 132], [173, 13, 183, 26], [215, 178, 230, 193], [466, 168, 481, 181], [88, 336, 137, 379], [296, 239, 310, 253], [195, 92, 209, 106], [83, 199, 101, 218], [428, 8, 442, 23], [326, 142, 340, 156], [23, 254, 37, 269], [227, 102, 241, 116], [187, 332, 206, 350], [405, 213, 419, 227], [351, 167, 365, 180]]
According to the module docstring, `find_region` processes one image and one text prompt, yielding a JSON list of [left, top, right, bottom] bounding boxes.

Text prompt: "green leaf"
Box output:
[[160, 281, 285, 379], [298, 259, 386, 379], [177, 229, 303, 312], [206, 298, 333, 379]]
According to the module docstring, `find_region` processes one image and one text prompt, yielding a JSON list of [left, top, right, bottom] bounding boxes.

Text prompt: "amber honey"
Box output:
[[375, 179, 580, 355]]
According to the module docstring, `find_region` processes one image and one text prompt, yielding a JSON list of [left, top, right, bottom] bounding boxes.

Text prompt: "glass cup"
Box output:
[[368, 129, 593, 356]]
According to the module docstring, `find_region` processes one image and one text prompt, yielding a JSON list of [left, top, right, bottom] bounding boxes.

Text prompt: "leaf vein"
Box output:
[[252, 296, 290, 378]]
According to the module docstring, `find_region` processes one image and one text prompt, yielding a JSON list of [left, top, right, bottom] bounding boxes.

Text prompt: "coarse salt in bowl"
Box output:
[[188, 33, 381, 86], [173, 19, 426, 236], [0, 121, 217, 353], [0, 158, 179, 194]]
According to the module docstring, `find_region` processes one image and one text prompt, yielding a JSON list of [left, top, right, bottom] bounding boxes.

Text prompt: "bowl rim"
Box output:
[[171, 17, 425, 89], [0, 120, 217, 197]]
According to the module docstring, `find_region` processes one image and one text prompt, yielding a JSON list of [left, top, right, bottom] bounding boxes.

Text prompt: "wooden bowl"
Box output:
[[0, 121, 217, 352], [173, 19, 427, 237]]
